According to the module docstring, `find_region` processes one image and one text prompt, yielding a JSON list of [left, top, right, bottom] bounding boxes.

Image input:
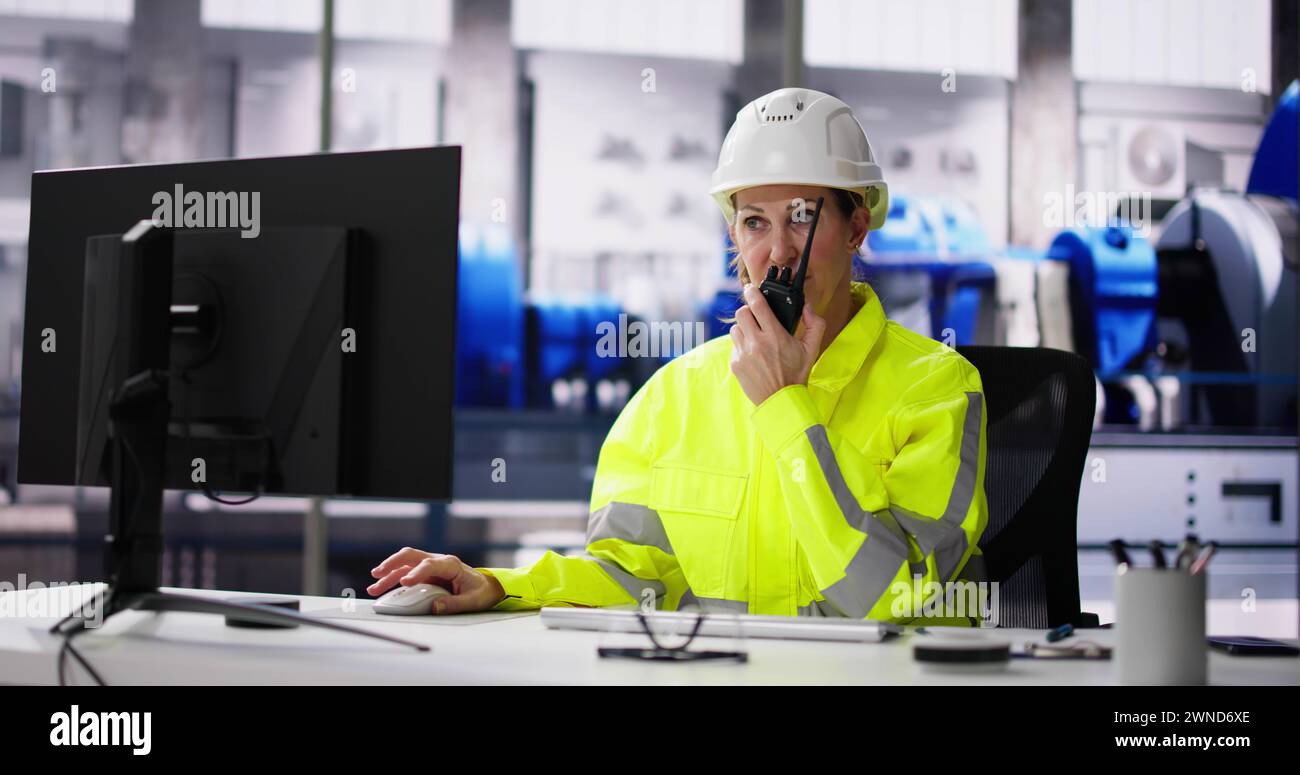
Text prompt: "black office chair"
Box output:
[[957, 346, 1099, 629]]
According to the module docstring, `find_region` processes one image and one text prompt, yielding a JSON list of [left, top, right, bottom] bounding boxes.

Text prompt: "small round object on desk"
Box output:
[[913, 638, 1011, 673], [223, 596, 301, 629]]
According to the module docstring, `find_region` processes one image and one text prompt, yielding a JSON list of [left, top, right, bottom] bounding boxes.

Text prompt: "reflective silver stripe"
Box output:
[[943, 392, 984, 528], [677, 589, 748, 613], [933, 530, 970, 584], [819, 533, 909, 618], [804, 425, 910, 550], [578, 553, 667, 604], [797, 601, 834, 617], [587, 502, 675, 556], [890, 506, 949, 556], [872, 503, 912, 550], [804, 424, 913, 618], [887, 392, 984, 581], [805, 424, 869, 533], [698, 597, 748, 613], [908, 558, 927, 578]]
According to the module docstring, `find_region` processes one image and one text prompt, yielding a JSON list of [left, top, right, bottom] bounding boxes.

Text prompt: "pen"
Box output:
[[1174, 534, 1200, 571], [1046, 623, 1074, 643], [1108, 539, 1131, 570], [1189, 542, 1218, 576], [1150, 540, 1167, 569]]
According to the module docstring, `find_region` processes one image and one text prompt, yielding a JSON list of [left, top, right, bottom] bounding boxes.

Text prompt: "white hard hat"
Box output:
[[710, 87, 889, 231]]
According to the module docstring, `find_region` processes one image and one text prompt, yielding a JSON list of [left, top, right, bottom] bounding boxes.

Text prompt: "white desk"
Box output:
[[1, 585, 1295, 686]]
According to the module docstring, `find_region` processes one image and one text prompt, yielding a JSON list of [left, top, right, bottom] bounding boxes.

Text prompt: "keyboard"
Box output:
[[539, 606, 902, 643]]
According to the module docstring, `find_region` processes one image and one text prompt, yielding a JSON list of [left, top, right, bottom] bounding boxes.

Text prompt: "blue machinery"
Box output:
[[1059, 81, 1297, 429], [457, 224, 658, 412], [1048, 225, 1158, 378], [455, 224, 525, 408]]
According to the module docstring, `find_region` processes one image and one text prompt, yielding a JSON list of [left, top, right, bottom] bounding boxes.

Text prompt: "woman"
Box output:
[[368, 88, 989, 623]]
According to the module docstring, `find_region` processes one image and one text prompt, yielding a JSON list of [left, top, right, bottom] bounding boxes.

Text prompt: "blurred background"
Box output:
[[0, 0, 1295, 635]]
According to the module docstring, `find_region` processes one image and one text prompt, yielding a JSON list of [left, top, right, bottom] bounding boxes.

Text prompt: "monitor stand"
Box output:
[[52, 222, 427, 679]]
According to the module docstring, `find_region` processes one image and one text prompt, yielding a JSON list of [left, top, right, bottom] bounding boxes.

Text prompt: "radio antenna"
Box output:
[[792, 196, 824, 292]]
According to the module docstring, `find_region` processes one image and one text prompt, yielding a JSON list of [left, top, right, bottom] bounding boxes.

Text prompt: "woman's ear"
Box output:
[[850, 207, 870, 248]]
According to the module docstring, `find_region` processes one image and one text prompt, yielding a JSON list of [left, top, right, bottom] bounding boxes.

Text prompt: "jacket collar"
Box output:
[[808, 281, 885, 392]]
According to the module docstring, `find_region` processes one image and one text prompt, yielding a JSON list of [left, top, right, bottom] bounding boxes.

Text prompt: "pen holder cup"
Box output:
[[1115, 567, 1206, 685]]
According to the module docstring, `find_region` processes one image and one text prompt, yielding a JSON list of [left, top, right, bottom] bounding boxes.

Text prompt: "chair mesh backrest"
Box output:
[[957, 347, 1096, 628]]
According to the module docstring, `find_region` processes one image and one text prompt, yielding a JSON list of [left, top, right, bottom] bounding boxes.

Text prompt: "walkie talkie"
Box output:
[[759, 196, 824, 334]]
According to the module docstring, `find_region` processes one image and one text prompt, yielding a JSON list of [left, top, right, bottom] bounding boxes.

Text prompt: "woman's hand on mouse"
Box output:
[[729, 283, 826, 406], [368, 548, 506, 614]]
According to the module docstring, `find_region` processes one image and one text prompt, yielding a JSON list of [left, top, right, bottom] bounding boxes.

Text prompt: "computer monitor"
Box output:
[[20, 146, 460, 501], [17, 147, 460, 649]]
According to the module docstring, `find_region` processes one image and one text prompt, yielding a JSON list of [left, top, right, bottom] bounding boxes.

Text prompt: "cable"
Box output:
[[58, 630, 106, 686], [174, 367, 268, 506], [55, 594, 108, 686]]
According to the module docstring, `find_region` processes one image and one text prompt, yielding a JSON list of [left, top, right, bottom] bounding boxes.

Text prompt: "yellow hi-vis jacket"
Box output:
[[479, 281, 989, 623]]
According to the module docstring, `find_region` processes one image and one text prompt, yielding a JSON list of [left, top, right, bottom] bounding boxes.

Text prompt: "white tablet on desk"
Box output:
[[540, 606, 902, 643]]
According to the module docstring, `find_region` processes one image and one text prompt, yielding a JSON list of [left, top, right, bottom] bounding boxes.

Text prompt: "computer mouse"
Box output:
[[373, 582, 451, 615]]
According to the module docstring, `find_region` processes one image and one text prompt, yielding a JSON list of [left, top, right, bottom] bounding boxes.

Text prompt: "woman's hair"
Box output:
[[725, 187, 867, 285]]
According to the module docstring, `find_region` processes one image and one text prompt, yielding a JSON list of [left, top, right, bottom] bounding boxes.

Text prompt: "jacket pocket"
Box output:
[[649, 464, 746, 598]]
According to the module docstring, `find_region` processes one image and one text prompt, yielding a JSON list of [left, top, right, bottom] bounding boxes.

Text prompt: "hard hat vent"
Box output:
[[759, 97, 804, 123]]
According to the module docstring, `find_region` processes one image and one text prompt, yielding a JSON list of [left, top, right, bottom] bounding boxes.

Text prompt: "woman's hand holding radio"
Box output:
[[729, 283, 826, 406]]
